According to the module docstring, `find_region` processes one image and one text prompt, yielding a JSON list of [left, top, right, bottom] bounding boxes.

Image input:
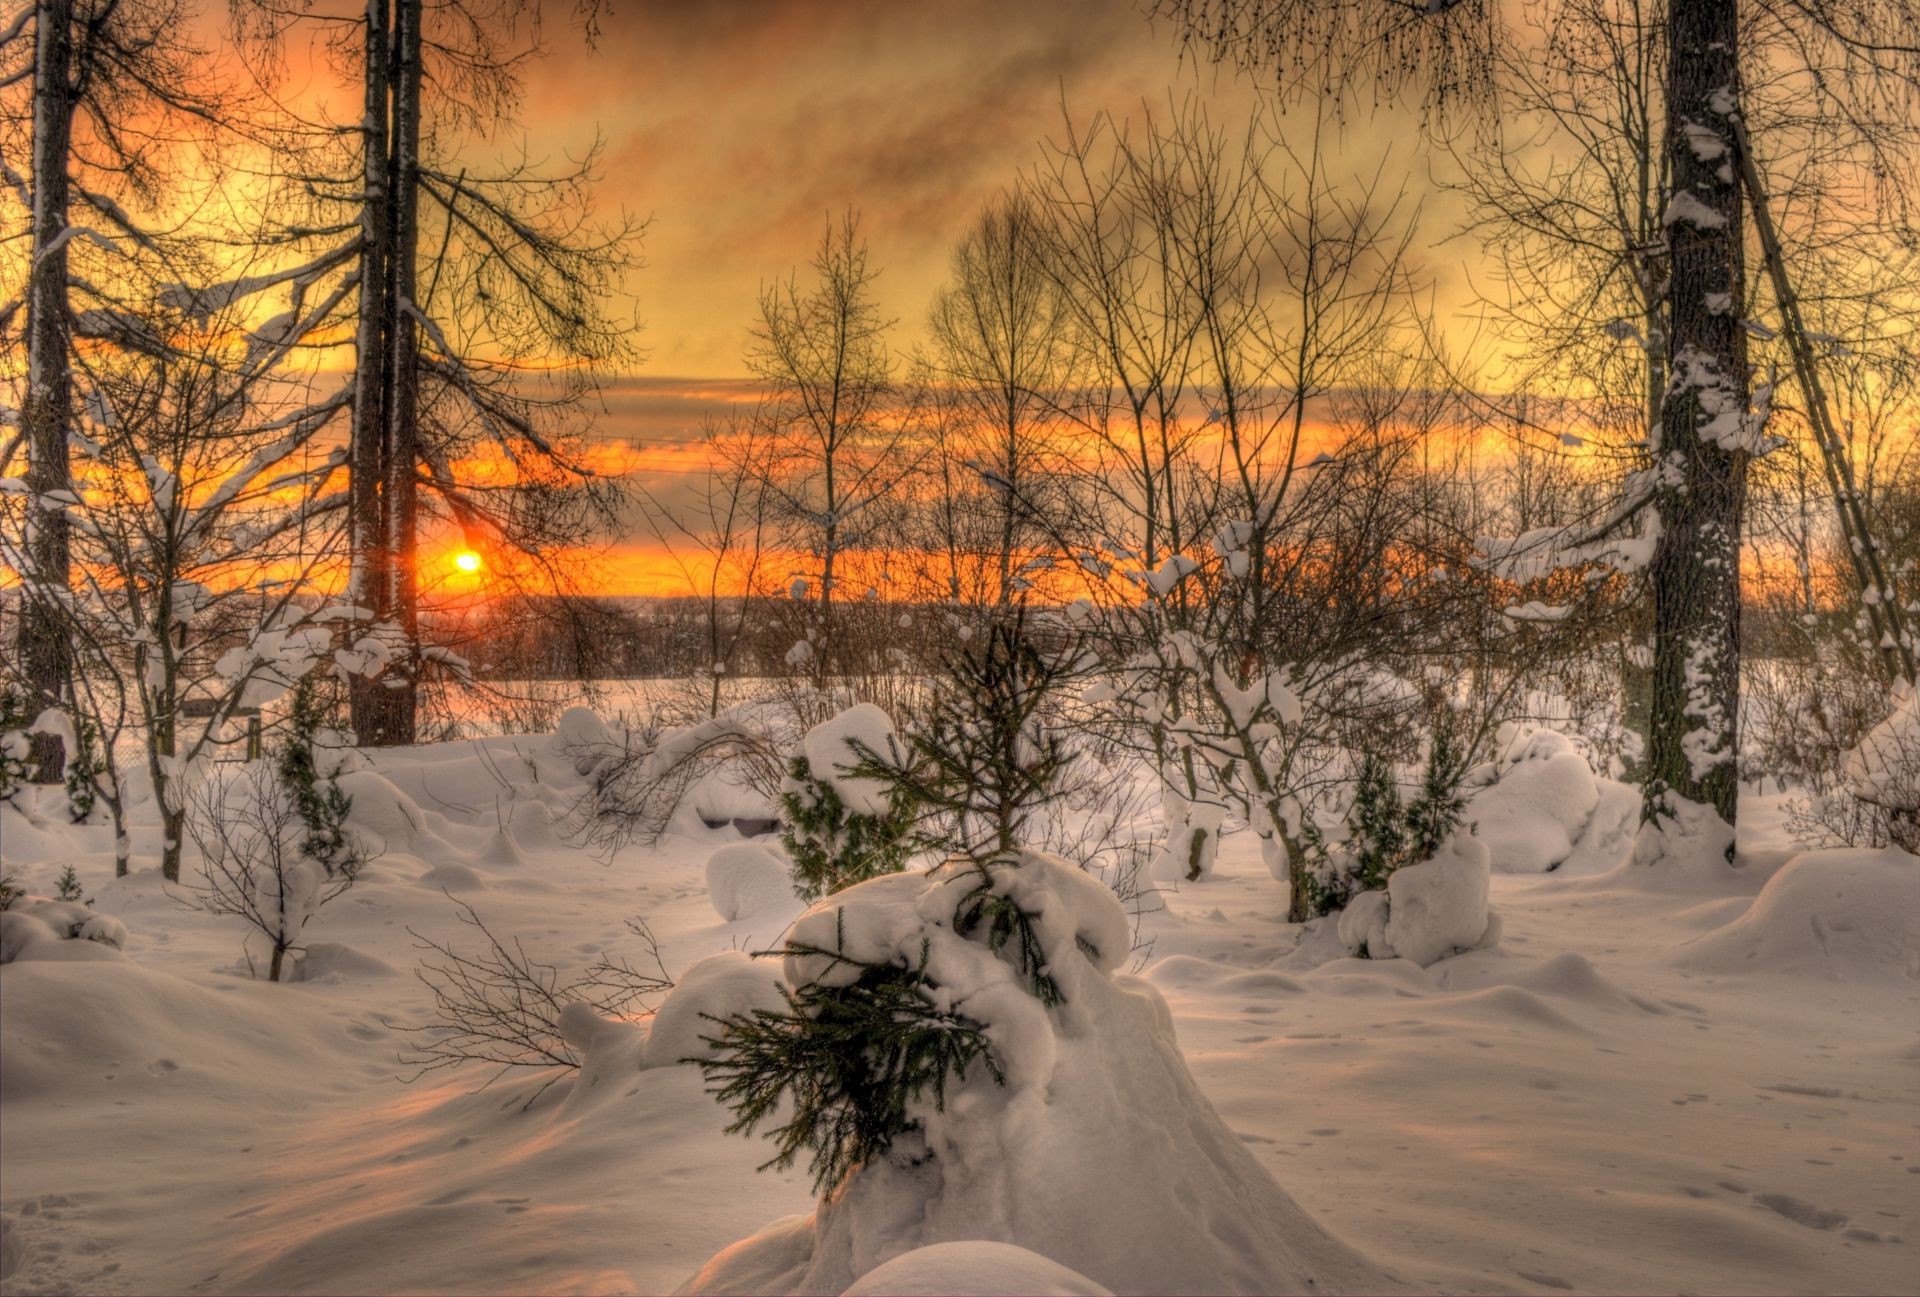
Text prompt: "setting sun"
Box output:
[[453, 550, 482, 574]]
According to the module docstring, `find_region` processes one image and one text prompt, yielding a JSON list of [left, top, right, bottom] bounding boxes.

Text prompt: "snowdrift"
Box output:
[[1676, 847, 1920, 982], [679, 853, 1396, 1296], [1467, 729, 1604, 873]]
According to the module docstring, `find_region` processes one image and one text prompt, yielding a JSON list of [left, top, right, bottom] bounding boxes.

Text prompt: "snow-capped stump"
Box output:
[[680, 851, 1395, 1296], [1336, 833, 1495, 966], [0, 899, 130, 965], [839, 1241, 1113, 1296], [1467, 729, 1601, 873], [1676, 847, 1920, 982], [706, 843, 798, 922], [642, 952, 788, 1070]]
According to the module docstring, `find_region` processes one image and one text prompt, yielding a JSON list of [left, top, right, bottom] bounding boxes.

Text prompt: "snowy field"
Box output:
[[2, 727, 1917, 1296]]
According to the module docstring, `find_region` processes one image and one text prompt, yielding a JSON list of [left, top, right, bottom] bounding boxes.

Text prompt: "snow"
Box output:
[[704, 842, 799, 921], [1664, 190, 1727, 229], [643, 951, 789, 1069], [1676, 848, 1920, 982], [801, 703, 906, 816], [1467, 729, 1603, 873], [2, 729, 1917, 1296], [1845, 689, 1920, 811], [1334, 833, 1495, 965], [690, 853, 1395, 1296], [839, 1241, 1113, 1295]]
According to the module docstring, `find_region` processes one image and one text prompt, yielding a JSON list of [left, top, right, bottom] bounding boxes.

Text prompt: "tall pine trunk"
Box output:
[[348, 0, 396, 745], [1644, 0, 1748, 833], [384, 0, 422, 745], [347, 0, 421, 747], [19, 0, 76, 782]]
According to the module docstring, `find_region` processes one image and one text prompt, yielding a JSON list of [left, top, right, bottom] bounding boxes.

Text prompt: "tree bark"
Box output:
[[384, 0, 423, 745], [19, 0, 77, 783], [347, 0, 396, 745], [1644, 0, 1748, 831]]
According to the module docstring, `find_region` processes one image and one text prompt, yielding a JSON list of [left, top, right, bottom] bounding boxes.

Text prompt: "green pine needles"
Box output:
[[888, 609, 1074, 861], [64, 719, 104, 824], [1304, 710, 1471, 916], [779, 753, 917, 902], [278, 675, 356, 873], [696, 928, 1005, 1195]]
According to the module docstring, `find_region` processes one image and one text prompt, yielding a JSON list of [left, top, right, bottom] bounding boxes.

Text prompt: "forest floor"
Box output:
[[1, 731, 1915, 1296]]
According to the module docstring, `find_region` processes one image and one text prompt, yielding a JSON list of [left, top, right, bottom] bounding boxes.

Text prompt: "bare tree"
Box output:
[[747, 213, 912, 704], [184, 762, 367, 983]]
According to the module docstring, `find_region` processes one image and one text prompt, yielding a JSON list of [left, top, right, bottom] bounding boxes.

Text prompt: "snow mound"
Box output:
[[681, 851, 1394, 1296], [841, 1242, 1113, 1296], [706, 843, 798, 922], [1335, 833, 1494, 965], [643, 952, 788, 1070], [335, 770, 443, 855], [292, 942, 397, 983], [1576, 798, 1745, 894], [0, 900, 129, 965], [419, 862, 486, 892], [1513, 953, 1667, 1014], [1676, 848, 1920, 982], [0, 961, 330, 1105], [802, 704, 906, 816], [553, 706, 619, 776], [1845, 691, 1920, 811], [1468, 730, 1601, 873]]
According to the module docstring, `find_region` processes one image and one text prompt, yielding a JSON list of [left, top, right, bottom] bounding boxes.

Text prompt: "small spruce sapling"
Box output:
[[64, 720, 104, 824], [1404, 709, 1468, 861], [278, 675, 355, 872], [699, 611, 1084, 1193], [1303, 710, 1471, 917], [779, 758, 915, 903], [54, 863, 88, 905]]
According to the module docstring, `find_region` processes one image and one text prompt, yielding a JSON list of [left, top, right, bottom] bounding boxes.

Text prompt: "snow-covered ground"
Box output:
[[2, 731, 1916, 1296]]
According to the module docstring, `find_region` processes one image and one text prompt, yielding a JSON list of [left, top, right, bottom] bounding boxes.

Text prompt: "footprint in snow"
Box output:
[[1752, 1192, 1848, 1230]]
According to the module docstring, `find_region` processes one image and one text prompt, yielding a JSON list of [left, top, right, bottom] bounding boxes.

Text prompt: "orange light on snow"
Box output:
[[453, 551, 483, 575]]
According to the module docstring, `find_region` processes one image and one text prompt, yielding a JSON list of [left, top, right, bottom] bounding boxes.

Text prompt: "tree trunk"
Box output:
[[1644, 0, 1747, 833], [19, 0, 76, 783], [348, 0, 396, 745], [383, 0, 423, 745]]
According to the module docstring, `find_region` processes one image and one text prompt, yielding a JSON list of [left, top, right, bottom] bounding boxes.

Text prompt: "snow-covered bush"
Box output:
[[780, 704, 915, 901], [276, 674, 356, 872], [1841, 689, 1920, 853], [1466, 727, 1603, 872], [685, 851, 1390, 1295], [401, 902, 672, 1104], [565, 704, 784, 854], [0, 898, 129, 965], [0, 686, 33, 803], [1335, 831, 1495, 965]]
